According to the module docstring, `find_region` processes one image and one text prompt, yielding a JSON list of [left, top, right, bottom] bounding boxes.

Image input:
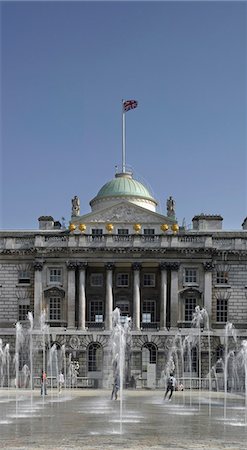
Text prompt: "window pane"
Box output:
[[92, 229, 103, 236], [19, 304, 30, 321], [143, 229, 155, 235], [185, 269, 197, 283], [142, 313, 151, 323], [118, 229, 129, 235], [142, 300, 156, 322], [49, 296, 61, 320], [88, 343, 102, 372], [216, 271, 228, 284], [216, 299, 228, 322], [143, 274, 155, 287], [90, 301, 103, 321], [116, 273, 129, 287], [49, 268, 62, 283], [185, 298, 196, 322]]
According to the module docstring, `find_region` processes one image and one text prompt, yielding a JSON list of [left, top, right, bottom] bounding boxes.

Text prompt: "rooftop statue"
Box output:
[[72, 195, 80, 217], [167, 196, 175, 218]]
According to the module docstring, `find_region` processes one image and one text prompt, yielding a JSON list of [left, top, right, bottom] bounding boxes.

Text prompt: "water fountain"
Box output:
[[224, 322, 237, 420], [110, 308, 131, 434]]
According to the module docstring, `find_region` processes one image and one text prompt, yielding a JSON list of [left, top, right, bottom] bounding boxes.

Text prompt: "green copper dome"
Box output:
[[90, 172, 157, 211]]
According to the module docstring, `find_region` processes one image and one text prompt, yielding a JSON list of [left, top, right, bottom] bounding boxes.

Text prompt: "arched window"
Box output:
[[142, 343, 157, 373], [87, 343, 103, 372]]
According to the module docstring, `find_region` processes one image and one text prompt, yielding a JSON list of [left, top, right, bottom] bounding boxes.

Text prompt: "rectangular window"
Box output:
[[90, 300, 103, 322], [143, 273, 155, 287], [142, 300, 156, 322], [143, 229, 155, 235], [118, 228, 129, 235], [18, 270, 30, 284], [184, 268, 197, 284], [92, 229, 103, 238], [49, 296, 61, 321], [18, 304, 30, 321], [90, 273, 103, 287], [116, 273, 129, 287], [185, 298, 196, 322], [216, 271, 229, 284], [216, 299, 228, 322], [115, 299, 130, 323], [49, 268, 62, 283]]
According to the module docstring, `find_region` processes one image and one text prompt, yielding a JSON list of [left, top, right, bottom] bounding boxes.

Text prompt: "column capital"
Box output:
[[203, 261, 215, 272], [33, 260, 44, 271], [77, 261, 88, 270], [132, 262, 142, 271], [160, 262, 169, 271], [66, 261, 77, 271], [105, 262, 115, 271]]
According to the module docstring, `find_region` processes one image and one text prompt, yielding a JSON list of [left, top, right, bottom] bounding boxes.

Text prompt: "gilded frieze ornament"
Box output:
[[161, 224, 169, 232], [133, 223, 141, 233], [106, 223, 114, 233], [171, 224, 179, 233], [79, 224, 86, 232]]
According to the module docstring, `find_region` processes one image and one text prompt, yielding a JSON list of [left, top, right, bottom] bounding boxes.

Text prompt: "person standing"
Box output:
[[164, 373, 176, 401], [41, 370, 47, 396], [58, 371, 65, 393], [111, 373, 120, 400]]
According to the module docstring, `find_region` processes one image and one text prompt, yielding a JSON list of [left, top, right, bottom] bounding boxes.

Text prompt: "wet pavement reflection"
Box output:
[[0, 389, 247, 449]]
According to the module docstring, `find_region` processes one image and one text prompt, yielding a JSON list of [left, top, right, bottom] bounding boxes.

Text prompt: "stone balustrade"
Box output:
[[1, 233, 247, 251]]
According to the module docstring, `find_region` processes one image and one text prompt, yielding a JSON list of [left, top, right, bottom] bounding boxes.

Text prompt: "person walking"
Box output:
[[41, 370, 47, 396], [164, 373, 176, 401]]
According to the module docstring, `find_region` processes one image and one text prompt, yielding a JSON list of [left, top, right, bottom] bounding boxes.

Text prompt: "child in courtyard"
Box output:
[[41, 370, 47, 395], [164, 373, 176, 401]]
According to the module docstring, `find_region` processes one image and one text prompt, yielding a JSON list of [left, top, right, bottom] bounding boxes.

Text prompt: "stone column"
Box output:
[[67, 261, 77, 329], [170, 262, 180, 328], [33, 261, 44, 328], [105, 263, 114, 331], [160, 263, 168, 330], [132, 263, 141, 330], [77, 262, 87, 330], [203, 262, 214, 325]]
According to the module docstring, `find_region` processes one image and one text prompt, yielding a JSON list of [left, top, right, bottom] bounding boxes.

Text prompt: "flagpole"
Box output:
[[122, 100, 126, 173]]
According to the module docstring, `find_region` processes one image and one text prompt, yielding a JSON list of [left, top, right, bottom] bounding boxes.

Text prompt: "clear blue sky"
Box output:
[[1, 1, 246, 230]]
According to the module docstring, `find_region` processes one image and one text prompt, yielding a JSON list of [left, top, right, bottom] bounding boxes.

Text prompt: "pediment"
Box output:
[[74, 201, 173, 225], [44, 286, 65, 297]]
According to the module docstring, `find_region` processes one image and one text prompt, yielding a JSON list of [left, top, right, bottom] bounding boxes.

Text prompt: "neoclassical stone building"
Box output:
[[1, 169, 247, 388]]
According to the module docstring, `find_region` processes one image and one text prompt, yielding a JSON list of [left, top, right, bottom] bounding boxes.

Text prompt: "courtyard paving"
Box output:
[[0, 389, 247, 450]]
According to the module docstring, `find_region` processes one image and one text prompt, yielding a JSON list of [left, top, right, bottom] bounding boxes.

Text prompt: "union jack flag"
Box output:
[[123, 99, 138, 112]]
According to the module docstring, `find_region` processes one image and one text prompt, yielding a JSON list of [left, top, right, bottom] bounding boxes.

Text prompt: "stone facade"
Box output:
[[1, 178, 247, 389]]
